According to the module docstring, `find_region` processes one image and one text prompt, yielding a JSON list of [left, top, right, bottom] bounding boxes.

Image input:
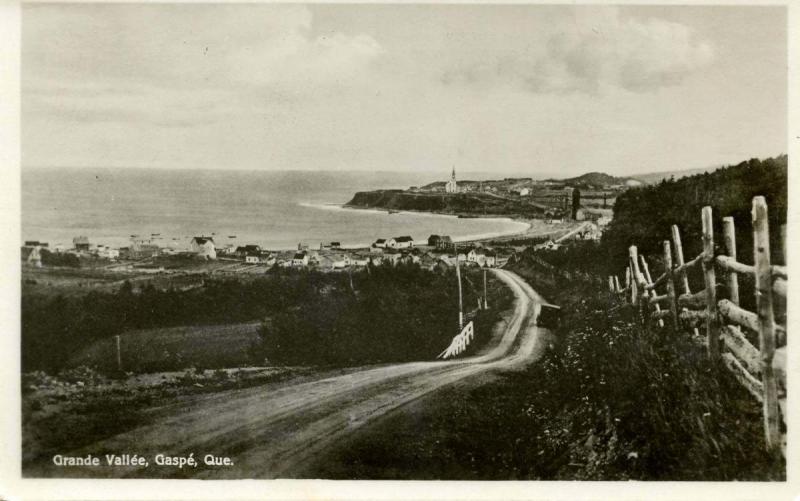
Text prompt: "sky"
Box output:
[[21, 4, 787, 177]]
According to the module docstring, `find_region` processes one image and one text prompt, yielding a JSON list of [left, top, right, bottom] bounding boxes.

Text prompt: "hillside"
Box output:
[[632, 165, 722, 185], [346, 190, 548, 216], [552, 171, 640, 187], [600, 154, 787, 277]]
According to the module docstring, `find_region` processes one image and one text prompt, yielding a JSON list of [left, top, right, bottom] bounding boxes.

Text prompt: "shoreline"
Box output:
[[300, 202, 534, 247]]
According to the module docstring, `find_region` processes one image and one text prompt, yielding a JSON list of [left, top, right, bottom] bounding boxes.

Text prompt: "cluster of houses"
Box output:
[[22, 229, 509, 273]]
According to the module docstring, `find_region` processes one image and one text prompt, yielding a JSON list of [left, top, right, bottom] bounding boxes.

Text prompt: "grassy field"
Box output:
[[66, 322, 262, 373]]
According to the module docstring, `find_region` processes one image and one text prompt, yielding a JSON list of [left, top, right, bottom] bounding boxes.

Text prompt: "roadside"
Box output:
[[301, 256, 784, 480]]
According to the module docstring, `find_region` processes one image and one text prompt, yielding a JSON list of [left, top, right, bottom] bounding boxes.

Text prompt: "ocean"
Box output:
[[21, 168, 529, 251]]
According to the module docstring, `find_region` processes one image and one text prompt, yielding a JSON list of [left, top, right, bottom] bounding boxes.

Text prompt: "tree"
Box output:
[[571, 188, 581, 220]]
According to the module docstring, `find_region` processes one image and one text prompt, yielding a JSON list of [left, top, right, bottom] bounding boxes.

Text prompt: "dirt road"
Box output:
[[33, 269, 550, 479]]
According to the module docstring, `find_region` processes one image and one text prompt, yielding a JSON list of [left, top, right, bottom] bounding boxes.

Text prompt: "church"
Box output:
[[445, 166, 458, 194]]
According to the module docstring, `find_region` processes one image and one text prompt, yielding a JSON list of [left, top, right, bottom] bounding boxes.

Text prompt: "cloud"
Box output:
[[443, 9, 714, 94], [23, 4, 384, 129]]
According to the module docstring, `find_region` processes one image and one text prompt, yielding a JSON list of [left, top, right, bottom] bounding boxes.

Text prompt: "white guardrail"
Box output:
[[437, 321, 474, 359]]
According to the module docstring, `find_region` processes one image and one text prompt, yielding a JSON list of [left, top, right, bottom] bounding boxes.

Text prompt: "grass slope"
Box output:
[[304, 259, 784, 480]]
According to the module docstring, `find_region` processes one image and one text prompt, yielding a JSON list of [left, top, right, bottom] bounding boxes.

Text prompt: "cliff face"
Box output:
[[345, 190, 544, 216]]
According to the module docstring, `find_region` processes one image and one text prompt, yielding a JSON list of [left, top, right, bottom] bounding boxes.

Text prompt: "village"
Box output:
[[20, 168, 613, 290]]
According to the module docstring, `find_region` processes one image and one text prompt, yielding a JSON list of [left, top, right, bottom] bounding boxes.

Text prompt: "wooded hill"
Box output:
[[600, 154, 788, 277]]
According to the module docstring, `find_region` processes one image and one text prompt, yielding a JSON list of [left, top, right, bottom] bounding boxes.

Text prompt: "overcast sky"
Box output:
[[22, 4, 787, 177]]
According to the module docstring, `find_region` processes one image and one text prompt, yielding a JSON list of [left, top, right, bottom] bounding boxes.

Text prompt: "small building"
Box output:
[[245, 254, 261, 264], [292, 252, 309, 267], [373, 238, 387, 248], [96, 245, 120, 260], [428, 235, 442, 247], [387, 236, 414, 249], [330, 254, 351, 269], [73, 236, 90, 252], [484, 251, 497, 268], [383, 250, 403, 266], [436, 235, 454, 252], [236, 245, 262, 258], [219, 244, 237, 256], [351, 255, 370, 267], [22, 245, 42, 268], [129, 239, 160, 259], [512, 187, 530, 196], [370, 243, 384, 253], [298, 242, 310, 251], [330, 242, 341, 249], [190, 237, 217, 260]]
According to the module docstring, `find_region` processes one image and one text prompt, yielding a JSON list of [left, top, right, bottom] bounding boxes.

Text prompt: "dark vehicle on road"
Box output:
[[536, 304, 561, 329]]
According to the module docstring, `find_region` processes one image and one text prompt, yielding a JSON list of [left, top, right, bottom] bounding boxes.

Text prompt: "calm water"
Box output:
[[22, 168, 528, 250]]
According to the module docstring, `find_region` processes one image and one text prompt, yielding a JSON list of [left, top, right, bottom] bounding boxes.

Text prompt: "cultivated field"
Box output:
[[66, 322, 262, 373]]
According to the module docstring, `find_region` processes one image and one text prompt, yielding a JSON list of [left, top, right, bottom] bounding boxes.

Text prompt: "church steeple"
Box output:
[[446, 165, 458, 194]]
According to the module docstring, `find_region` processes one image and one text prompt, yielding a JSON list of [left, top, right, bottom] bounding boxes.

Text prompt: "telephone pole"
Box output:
[[454, 242, 463, 330], [483, 268, 488, 309]]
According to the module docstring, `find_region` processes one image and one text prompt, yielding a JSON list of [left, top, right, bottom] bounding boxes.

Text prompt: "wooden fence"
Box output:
[[607, 196, 787, 453], [438, 321, 475, 359]]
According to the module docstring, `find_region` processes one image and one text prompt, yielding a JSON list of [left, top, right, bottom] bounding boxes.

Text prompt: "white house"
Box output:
[[383, 251, 403, 266], [373, 238, 387, 248], [191, 237, 217, 260], [292, 252, 309, 267], [387, 236, 414, 249], [245, 254, 260, 264], [330, 254, 351, 269], [97, 246, 120, 260], [512, 187, 530, 196]]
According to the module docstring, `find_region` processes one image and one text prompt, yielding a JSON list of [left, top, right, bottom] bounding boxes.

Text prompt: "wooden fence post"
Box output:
[[672, 224, 700, 338], [671, 225, 691, 295], [640, 255, 664, 328], [625, 267, 632, 302], [614, 275, 621, 294], [629, 246, 642, 307], [663, 241, 679, 331], [722, 217, 740, 305], [701, 206, 719, 360], [752, 196, 780, 450]]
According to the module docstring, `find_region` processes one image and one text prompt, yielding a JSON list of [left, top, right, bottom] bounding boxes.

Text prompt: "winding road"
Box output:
[[38, 269, 550, 479]]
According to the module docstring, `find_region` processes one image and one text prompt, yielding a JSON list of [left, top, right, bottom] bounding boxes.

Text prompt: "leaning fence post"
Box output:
[[629, 247, 642, 307], [701, 206, 719, 360], [752, 196, 780, 450], [663, 241, 679, 331], [672, 224, 700, 338], [722, 217, 740, 306], [671, 225, 691, 295], [614, 275, 622, 294], [625, 267, 632, 302], [640, 255, 664, 328], [608, 276, 615, 294]]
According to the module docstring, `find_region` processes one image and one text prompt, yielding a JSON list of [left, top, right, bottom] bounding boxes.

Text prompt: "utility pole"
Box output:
[[454, 242, 463, 330], [483, 268, 488, 310], [115, 334, 122, 372]]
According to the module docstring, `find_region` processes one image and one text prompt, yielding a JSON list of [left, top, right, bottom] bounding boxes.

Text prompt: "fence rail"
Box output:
[[607, 196, 787, 454]]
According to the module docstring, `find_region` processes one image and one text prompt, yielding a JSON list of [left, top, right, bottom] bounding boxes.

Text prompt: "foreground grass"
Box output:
[[306, 266, 784, 480]]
